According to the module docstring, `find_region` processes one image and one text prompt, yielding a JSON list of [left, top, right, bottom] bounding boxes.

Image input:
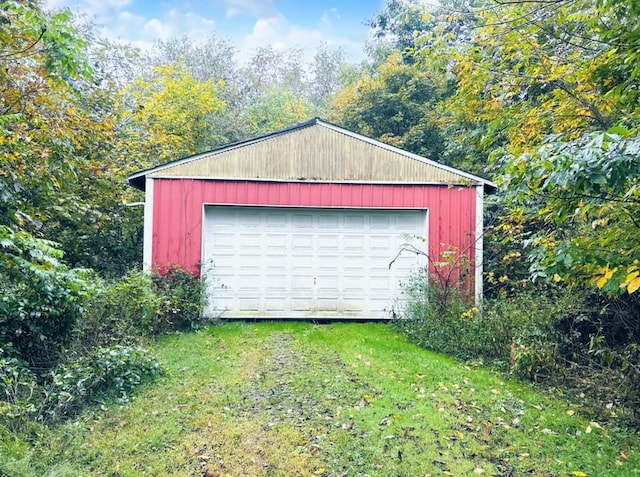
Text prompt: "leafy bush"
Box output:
[[74, 271, 160, 350], [0, 227, 94, 369], [1, 344, 163, 427], [0, 350, 38, 430], [75, 265, 207, 349], [393, 268, 478, 360], [152, 265, 207, 334], [45, 345, 163, 420]]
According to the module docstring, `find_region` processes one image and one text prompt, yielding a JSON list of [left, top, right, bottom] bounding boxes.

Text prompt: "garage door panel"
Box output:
[[265, 276, 287, 290], [292, 235, 313, 249], [291, 298, 313, 311], [318, 236, 339, 249], [293, 214, 313, 227], [316, 298, 339, 311], [343, 236, 365, 249], [266, 234, 288, 248], [344, 214, 365, 227], [203, 206, 426, 319], [266, 214, 287, 227], [318, 214, 339, 228], [264, 299, 287, 311], [238, 213, 261, 226]]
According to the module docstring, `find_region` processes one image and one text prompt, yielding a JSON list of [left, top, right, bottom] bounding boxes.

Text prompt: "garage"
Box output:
[[202, 206, 427, 319], [127, 118, 495, 319]]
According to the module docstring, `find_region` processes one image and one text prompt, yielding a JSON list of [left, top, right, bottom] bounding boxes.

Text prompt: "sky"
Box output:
[[42, 0, 396, 63]]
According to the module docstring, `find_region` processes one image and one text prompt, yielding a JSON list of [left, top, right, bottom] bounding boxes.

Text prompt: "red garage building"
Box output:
[[128, 118, 495, 319]]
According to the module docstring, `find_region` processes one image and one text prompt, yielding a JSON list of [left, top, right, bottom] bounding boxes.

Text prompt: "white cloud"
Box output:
[[142, 10, 216, 41], [219, 0, 273, 18], [240, 13, 326, 62], [239, 11, 364, 64], [321, 7, 340, 28]]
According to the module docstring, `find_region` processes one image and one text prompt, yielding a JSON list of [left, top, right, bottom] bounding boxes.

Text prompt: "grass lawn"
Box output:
[[23, 322, 640, 476]]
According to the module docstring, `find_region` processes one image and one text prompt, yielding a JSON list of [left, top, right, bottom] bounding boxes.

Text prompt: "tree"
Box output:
[[0, 0, 95, 230], [418, 0, 638, 153], [329, 54, 446, 161], [366, 0, 434, 63], [152, 34, 251, 144], [412, 0, 640, 293], [500, 130, 640, 295], [244, 89, 317, 135], [308, 43, 346, 109], [0, 2, 148, 276], [117, 63, 227, 166]]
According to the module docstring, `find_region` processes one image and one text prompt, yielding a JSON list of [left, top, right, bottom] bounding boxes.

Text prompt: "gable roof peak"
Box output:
[[128, 118, 496, 191]]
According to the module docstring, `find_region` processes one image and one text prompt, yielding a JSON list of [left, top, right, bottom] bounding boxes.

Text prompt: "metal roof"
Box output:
[[127, 118, 496, 191]]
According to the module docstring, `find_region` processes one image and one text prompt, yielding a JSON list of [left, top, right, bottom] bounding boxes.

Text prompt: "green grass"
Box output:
[[4, 322, 639, 476]]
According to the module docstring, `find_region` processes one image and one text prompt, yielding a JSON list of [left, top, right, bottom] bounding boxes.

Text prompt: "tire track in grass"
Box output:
[[184, 331, 336, 477]]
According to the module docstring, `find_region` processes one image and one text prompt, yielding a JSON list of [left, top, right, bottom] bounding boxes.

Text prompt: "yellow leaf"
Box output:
[[596, 275, 609, 289], [566, 409, 575, 416], [594, 265, 615, 289], [571, 472, 588, 477], [627, 277, 640, 294]]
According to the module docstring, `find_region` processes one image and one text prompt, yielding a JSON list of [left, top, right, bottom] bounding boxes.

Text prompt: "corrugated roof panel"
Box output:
[[149, 122, 475, 185]]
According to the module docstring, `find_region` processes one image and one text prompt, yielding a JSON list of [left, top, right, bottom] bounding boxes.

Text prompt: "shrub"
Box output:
[[0, 227, 94, 370], [45, 345, 163, 420], [395, 272, 640, 427], [152, 265, 206, 334], [74, 271, 160, 350], [0, 350, 38, 430], [76, 266, 206, 349], [393, 269, 481, 360]]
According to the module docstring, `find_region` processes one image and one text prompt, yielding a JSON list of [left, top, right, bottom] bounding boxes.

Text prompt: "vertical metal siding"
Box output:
[[152, 179, 477, 292]]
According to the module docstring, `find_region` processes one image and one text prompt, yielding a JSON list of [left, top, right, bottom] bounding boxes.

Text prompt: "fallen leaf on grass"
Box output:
[[571, 471, 587, 477], [566, 409, 575, 416]]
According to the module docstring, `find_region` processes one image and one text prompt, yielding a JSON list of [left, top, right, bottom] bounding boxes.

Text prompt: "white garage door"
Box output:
[[202, 206, 427, 319]]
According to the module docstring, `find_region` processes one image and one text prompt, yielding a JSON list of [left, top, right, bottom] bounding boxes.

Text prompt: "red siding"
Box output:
[[152, 179, 477, 288]]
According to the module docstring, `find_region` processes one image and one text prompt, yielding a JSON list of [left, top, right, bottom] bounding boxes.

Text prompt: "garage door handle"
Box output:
[[313, 277, 316, 285]]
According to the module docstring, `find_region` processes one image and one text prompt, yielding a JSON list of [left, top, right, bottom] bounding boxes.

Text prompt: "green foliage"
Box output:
[[151, 265, 207, 334], [47, 345, 163, 419], [417, 0, 638, 152], [0, 352, 37, 429], [367, 0, 434, 63], [74, 270, 160, 350], [330, 54, 447, 162], [75, 266, 206, 350], [0, 343, 163, 430], [395, 273, 640, 425], [393, 271, 554, 364], [0, 0, 96, 228], [499, 131, 640, 293], [117, 62, 227, 167], [0, 226, 93, 369], [243, 89, 317, 136], [393, 269, 480, 360]]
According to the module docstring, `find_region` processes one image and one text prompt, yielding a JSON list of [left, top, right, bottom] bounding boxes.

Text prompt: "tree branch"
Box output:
[[0, 29, 46, 61]]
